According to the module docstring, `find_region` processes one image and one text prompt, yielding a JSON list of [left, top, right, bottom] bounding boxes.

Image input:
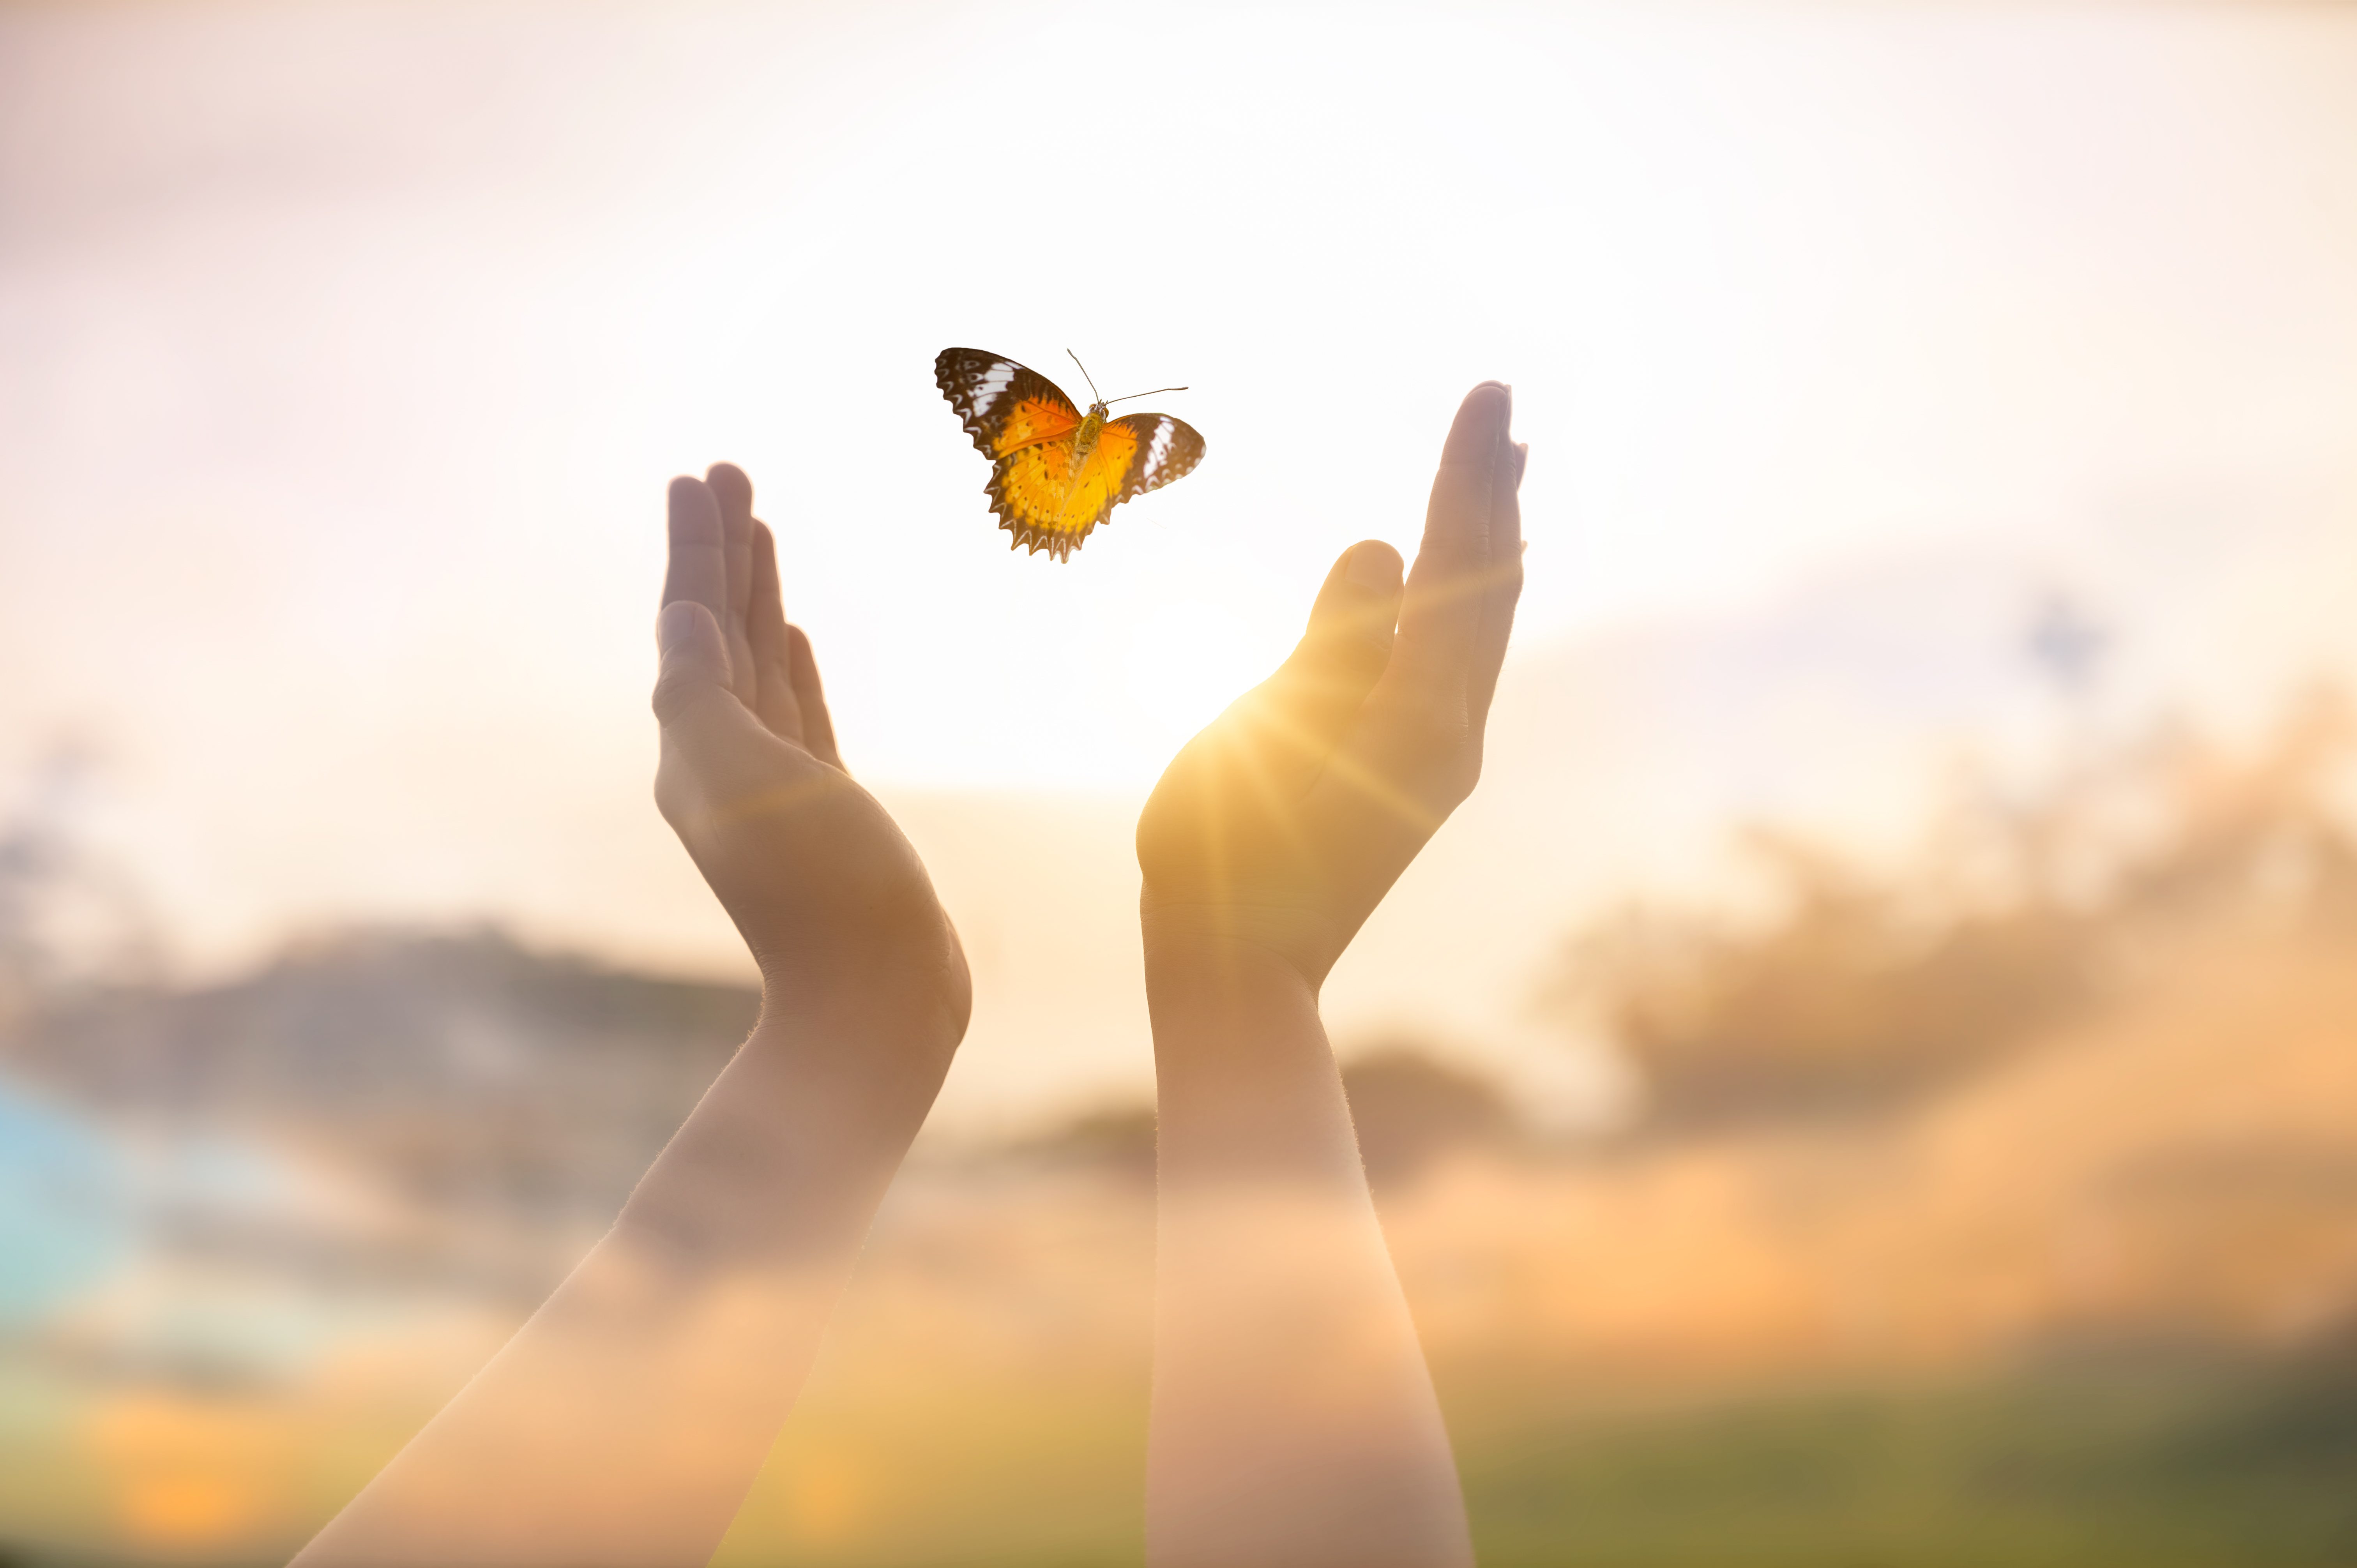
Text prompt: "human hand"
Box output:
[[654, 465, 970, 1056], [1136, 385, 1523, 989]]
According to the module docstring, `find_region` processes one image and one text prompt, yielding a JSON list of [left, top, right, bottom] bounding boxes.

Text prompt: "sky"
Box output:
[[3, 0, 2355, 1036]]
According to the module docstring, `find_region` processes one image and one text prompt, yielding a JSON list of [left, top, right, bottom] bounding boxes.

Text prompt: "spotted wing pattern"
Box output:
[[935, 347, 1207, 562], [988, 419, 1145, 561], [935, 348, 1080, 458]]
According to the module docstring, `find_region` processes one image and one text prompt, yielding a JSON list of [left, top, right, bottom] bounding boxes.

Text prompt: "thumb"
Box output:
[[1246, 540, 1403, 774], [652, 599, 733, 728]]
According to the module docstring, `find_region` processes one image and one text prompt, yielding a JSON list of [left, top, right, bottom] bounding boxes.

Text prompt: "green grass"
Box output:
[[1458, 1344, 2357, 1568]]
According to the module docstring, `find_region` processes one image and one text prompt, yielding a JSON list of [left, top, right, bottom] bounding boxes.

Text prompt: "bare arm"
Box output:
[[1136, 385, 1525, 1566], [290, 466, 969, 1566]]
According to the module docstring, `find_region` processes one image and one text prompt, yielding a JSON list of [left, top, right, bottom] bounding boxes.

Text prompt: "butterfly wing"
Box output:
[[1106, 412, 1206, 505], [935, 348, 1082, 458], [985, 436, 1084, 559]]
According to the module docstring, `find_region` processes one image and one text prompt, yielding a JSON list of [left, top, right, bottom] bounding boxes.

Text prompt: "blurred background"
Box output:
[[5, 1, 2357, 1562]]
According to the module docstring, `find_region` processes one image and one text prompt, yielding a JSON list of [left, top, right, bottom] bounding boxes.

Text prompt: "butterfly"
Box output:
[[935, 347, 1206, 562]]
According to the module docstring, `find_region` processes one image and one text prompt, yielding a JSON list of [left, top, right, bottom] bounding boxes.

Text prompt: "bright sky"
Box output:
[[3, 0, 2355, 985]]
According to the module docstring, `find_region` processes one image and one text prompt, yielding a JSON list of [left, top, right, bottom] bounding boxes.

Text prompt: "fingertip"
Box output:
[[1442, 382, 1513, 468], [667, 475, 719, 537], [1343, 539, 1405, 595], [707, 463, 752, 510]]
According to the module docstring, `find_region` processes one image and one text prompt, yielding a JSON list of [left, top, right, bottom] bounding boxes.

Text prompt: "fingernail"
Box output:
[[1346, 542, 1399, 593]]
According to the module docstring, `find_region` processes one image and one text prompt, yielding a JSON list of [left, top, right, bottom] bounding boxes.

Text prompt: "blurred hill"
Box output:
[[0, 929, 758, 1305]]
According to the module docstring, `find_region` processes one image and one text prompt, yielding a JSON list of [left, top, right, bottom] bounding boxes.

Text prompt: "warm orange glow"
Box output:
[[3, 2, 2356, 1564]]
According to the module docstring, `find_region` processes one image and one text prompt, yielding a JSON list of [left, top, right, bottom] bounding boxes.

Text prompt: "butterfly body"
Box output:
[[935, 348, 1205, 562], [1066, 404, 1106, 481]]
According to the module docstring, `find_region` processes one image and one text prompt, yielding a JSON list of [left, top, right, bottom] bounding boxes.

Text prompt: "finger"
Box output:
[[745, 522, 806, 744], [1465, 436, 1527, 729], [653, 599, 823, 821], [660, 478, 731, 666], [1386, 383, 1511, 708], [651, 599, 733, 732], [785, 624, 844, 772], [1256, 540, 1403, 759], [706, 463, 760, 706]]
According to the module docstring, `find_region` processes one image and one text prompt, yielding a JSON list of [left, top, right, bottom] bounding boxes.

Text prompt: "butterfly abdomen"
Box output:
[[1070, 409, 1104, 469]]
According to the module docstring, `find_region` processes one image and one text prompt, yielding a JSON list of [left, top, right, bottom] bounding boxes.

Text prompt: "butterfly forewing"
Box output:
[[935, 348, 1080, 457]]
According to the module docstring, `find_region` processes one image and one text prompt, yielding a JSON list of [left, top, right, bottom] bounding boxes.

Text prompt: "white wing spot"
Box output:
[[1143, 417, 1175, 481], [967, 363, 1015, 423]]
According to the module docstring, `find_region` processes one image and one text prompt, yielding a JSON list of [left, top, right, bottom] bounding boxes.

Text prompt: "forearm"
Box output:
[[1142, 930, 1472, 1568], [291, 999, 952, 1568]]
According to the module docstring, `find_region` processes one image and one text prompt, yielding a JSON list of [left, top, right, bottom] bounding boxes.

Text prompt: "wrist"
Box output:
[[606, 1003, 948, 1282], [746, 911, 970, 1084], [1141, 906, 1366, 1190], [745, 985, 960, 1125], [1141, 905, 1327, 1070], [1139, 895, 1343, 996]]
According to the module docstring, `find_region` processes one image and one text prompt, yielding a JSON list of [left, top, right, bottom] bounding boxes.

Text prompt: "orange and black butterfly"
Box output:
[[935, 347, 1206, 562]]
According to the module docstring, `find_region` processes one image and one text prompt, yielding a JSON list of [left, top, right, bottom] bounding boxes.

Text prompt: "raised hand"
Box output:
[[655, 464, 970, 1046], [1138, 385, 1523, 1568], [292, 465, 970, 1568], [1137, 383, 1525, 987]]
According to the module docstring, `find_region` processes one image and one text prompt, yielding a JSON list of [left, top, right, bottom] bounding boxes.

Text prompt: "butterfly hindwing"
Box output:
[[935, 348, 1081, 458], [988, 434, 1119, 562]]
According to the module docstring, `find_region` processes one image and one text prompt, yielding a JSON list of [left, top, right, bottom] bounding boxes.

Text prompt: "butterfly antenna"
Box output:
[[1104, 385, 1188, 405], [1067, 349, 1104, 405]]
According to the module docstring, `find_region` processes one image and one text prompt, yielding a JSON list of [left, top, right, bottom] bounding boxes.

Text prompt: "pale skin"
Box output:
[[290, 383, 1519, 1566]]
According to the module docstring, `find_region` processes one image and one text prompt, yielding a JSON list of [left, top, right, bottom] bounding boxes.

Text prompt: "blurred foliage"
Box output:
[[0, 746, 155, 1030], [1549, 687, 2357, 1128], [1338, 1042, 1522, 1186]]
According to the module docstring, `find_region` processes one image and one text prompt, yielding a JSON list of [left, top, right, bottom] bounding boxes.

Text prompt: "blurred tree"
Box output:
[[1338, 1042, 1522, 1187], [0, 744, 153, 1029], [1548, 685, 2357, 1131]]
